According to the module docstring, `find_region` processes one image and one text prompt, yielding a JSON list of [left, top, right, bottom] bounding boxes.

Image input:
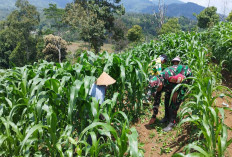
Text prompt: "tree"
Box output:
[[0, 28, 12, 68], [0, 0, 40, 67], [196, 6, 220, 28], [42, 34, 67, 62], [127, 25, 143, 43], [64, 0, 125, 53], [111, 19, 129, 51], [178, 16, 197, 32], [226, 10, 232, 22], [43, 4, 65, 35], [159, 18, 181, 34], [153, 0, 166, 29]]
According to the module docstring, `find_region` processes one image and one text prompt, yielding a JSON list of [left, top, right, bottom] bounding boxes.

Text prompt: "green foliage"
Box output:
[[43, 4, 64, 24], [36, 37, 45, 60], [64, 0, 125, 53], [143, 30, 231, 156], [43, 3, 65, 34], [226, 11, 232, 22], [9, 42, 27, 66], [0, 28, 12, 68], [127, 25, 143, 42], [0, 53, 147, 155], [111, 19, 129, 51], [159, 18, 181, 35], [178, 16, 197, 32], [119, 13, 160, 39], [206, 22, 232, 71], [0, 0, 40, 68], [197, 6, 220, 29], [0, 23, 232, 156]]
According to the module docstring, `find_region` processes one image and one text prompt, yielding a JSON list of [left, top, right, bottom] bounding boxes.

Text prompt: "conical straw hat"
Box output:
[[96, 72, 116, 86]]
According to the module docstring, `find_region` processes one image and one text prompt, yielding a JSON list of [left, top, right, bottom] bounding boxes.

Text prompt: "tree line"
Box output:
[[0, 0, 231, 69]]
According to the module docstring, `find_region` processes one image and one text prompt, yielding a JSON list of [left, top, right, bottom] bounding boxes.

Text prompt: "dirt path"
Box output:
[[134, 105, 193, 157], [135, 90, 232, 157]]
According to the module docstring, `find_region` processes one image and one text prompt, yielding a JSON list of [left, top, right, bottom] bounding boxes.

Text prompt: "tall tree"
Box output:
[[127, 25, 143, 43], [43, 4, 65, 35], [197, 6, 219, 28], [111, 19, 129, 51], [0, 28, 14, 68], [64, 0, 124, 53], [153, 0, 166, 29], [159, 18, 181, 35], [0, 0, 40, 67]]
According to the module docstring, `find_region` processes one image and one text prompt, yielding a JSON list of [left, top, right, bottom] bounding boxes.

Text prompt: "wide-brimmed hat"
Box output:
[[96, 72, 116, 86], [172, 56, 181, 62]]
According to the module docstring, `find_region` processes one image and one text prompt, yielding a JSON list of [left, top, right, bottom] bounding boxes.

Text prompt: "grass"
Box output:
[[149, 132, 156, 139]]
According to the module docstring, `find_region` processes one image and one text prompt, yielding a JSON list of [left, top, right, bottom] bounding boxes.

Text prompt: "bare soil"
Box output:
[[134, 105, 196, 157], [67, 41, 114, 54]]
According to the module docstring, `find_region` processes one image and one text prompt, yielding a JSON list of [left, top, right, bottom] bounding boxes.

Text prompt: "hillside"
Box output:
[[121, 0, 184, 13], [0, 0, 72, 9], [0, 0, 205, 20], [140, 2, 205, 19]]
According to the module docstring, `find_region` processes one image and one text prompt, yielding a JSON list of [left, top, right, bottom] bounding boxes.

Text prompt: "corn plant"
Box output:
[[0, 61, 143, 156], [206, 22, 232, 71]]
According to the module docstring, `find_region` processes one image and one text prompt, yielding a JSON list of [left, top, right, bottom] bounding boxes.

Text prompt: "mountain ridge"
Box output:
[[0, 0, 205, 20]]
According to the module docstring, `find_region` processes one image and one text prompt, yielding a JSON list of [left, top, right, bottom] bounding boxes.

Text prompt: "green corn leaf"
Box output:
[[20, 124, 47, 153], [91, 97, 99, 120], [65, 149, 73, 157], [0, 135, 7, 146], [187, 144, 209, 157], [56, 143, 64, 157], [5, 97, 12, 108], [79, 122, 118, 143], [128, 127, 141, 157], [173, 153, 206, 157]]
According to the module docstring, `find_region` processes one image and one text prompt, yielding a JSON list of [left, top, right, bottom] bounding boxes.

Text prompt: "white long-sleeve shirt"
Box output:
[[89, 83, 106, 104]]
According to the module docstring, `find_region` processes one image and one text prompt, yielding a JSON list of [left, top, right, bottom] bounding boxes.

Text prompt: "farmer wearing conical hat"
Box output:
[[88, 72, 116, 145], [89, 72, 116, 105], [148, 65, 192, 132], [172, 56, 181, 65]]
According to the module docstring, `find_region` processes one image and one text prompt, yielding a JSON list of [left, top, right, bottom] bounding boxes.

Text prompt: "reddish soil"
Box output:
[[134, 73, 232, 157], [134, 106, 196, 157]]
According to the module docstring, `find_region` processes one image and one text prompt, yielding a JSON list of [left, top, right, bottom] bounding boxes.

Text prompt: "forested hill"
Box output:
[[0, 0, 72, 9], [140, 2, 205, 19], [0, 0, 204, 20], [0, 0, 71, 20]]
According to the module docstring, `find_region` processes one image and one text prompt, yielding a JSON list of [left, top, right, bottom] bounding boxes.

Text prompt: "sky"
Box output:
[[180, 0, 232, 15]]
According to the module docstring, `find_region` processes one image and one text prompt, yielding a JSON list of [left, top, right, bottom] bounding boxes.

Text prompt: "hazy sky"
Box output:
[[180, 0, 232, 15]]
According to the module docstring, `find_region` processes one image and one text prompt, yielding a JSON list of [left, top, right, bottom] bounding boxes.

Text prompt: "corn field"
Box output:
[[0, 22, 232, 156]]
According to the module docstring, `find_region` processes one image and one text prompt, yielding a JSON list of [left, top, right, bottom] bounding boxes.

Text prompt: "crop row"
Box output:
[[0, 22, 232, 156]]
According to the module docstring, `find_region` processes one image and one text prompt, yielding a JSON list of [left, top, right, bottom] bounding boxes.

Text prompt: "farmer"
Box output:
[[148, 54, 168, 77], [148, 65, 192, 132], [172, 56, 181, 65], [87, 72, 116, 145], [89, 72, 116, 106], [146, 54, 168, 101]]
